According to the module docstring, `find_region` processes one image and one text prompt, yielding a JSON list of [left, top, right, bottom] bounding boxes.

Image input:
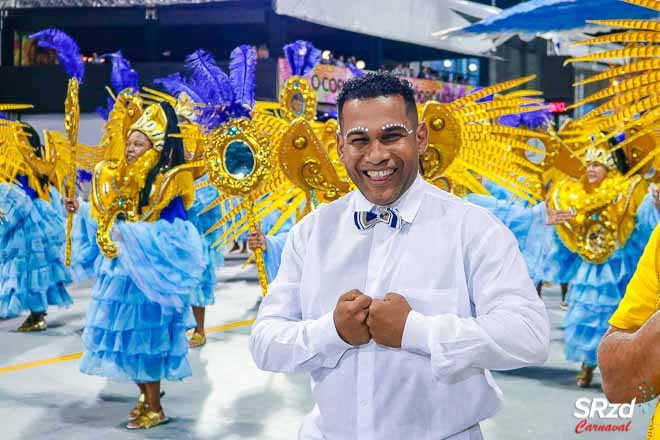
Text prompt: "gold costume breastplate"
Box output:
[[550, 175, 647, 264], [90, 152, 194, 258]]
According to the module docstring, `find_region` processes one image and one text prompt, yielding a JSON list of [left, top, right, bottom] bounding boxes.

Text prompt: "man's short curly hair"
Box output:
[[336, 72, 418, 127]]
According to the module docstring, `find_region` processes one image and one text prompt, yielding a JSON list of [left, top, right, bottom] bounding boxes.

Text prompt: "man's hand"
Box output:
[[62, 197, 79, 214], [546, 204, 574, 225], [366, 293, 412, 348], [333, 290, 372, 346], [652, 185, 660, 211], [247, 230, 267, 252]]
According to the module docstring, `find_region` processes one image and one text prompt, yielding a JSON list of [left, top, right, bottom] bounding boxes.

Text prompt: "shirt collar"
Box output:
[[352, 173, 424, 225]]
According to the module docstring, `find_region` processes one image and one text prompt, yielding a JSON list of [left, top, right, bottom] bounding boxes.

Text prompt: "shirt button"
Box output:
[[360, 400, 368, 406]]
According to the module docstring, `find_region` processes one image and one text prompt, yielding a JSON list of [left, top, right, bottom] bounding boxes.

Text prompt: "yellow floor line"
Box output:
[[0, 319, 255, 374]]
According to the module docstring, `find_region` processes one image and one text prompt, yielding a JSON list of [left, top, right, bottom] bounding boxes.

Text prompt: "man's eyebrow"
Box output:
[[344, 127, 369, 137], [381, 123, 413, 133]]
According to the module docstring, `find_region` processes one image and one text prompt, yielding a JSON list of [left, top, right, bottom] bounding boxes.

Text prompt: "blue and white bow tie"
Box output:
[[354, 207, 403, 231]]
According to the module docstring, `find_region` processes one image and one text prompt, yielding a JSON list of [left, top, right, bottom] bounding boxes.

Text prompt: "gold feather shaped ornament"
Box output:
[[548, 0, 660, 266], [421, 75, 552, 202]]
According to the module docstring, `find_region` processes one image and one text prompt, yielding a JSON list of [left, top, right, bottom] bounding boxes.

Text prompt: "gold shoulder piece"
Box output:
[[421, 102, 461, 179], [280, 118, 351, 206]]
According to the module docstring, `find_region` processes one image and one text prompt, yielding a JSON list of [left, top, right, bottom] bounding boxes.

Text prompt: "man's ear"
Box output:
[[416, 121, 429, 155], [337, 129, 346, 163]]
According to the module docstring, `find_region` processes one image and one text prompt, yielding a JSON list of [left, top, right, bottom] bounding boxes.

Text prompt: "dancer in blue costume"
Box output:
[[546, 146, 660, 387], [0, 122, 72, 331], [187, 177, 226, 348], [65, 102, 204, 429], [467, 179, 572, 293], [247, 207, 296, 283]]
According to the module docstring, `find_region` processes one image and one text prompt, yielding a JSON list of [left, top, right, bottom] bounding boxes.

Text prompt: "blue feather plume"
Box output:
[[93, 51, 138, 121], [29, 28, 84, 82], [185, 49, 234, 107], [499, 102, 551, 129], [101, 51, 138, 93], [229, 45, 257, 108], [95, 97, 113, 121], [283, 40, 321, 77]]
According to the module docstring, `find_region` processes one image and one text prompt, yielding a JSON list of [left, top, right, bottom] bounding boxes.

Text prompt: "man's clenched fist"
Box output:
[[333, 290, 372, 346], [366, 293, 411, 348]]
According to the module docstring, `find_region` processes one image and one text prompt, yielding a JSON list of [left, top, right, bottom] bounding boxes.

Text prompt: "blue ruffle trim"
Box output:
[[0, 283, 71, 318], [190, 246, 216, 307], [563, 300, 614, 366], [0, 184, 72, 317], [115, 218, 205, 312], [80, 258, 195, 382], [542, 229, 580, 284], [562, 245, 643, 365]]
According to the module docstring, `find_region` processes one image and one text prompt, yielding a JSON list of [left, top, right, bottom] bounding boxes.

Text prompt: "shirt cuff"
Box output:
[[307, 311, 353, 353], [402, 310, 432, 353]]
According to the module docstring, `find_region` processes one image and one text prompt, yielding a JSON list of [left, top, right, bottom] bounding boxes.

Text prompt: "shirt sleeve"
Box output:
[[609, 224, 660, 330], [249, 221, 352, 374], [401, 206, 550, 381]]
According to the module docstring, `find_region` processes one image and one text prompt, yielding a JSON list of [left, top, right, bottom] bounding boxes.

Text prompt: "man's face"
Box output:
[[337, 96, 428, 206]]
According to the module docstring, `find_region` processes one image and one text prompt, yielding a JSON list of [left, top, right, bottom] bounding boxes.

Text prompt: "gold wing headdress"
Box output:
[[421, 75, 553, 203], [563, 0, 660, 179], [0, 105, 57, 201]]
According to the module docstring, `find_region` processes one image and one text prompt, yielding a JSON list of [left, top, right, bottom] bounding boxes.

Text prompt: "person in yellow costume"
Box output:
[[546, 144, 660, 387], [599, 216, 660, 439]]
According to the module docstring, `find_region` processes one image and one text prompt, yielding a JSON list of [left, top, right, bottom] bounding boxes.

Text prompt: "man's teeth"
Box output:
[[367, 169, 394, 178]]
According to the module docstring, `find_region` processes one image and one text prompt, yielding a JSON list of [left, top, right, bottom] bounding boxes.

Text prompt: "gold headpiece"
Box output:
[[175, 92, 197, 122], [584, 146, 616, 170], [129, 103, 167, 151]]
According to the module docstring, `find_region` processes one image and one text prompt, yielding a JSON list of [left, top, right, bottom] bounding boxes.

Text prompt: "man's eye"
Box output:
[[349, 138, 369, 147], [382, 134, 404, 143]]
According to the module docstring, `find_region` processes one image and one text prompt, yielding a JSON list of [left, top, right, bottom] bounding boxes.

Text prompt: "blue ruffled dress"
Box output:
[[262, 209, 295, 283], [79, 197, 204, 383], [0, 177, 72, 318], [554, 194, 660, 366], [467, 193, 551, 285], [187, 180, 226, 307], [70, 200, 102, 282], [542, 228, 579, 285]]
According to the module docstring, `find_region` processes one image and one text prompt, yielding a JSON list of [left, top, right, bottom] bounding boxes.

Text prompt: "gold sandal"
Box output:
[[17, 316, 46, 332], [126, 406, 170, 429], [129, 393, 146, 421], [188, 332, 207, 348], [577, 364, 594, 388]]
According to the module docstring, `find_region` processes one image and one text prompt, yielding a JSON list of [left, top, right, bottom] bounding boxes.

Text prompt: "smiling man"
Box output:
[[249, 73, 550, 440]]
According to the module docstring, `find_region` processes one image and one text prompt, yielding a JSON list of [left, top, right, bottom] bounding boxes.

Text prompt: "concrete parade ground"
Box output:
[[0, 255, 654, 439]]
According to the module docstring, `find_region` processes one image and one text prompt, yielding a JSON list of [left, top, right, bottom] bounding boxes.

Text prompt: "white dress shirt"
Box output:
[[250, 174, 550, 440]]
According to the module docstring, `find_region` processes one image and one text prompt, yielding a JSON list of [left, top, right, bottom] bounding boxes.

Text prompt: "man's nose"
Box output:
[[364, 139, 390, 164]]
